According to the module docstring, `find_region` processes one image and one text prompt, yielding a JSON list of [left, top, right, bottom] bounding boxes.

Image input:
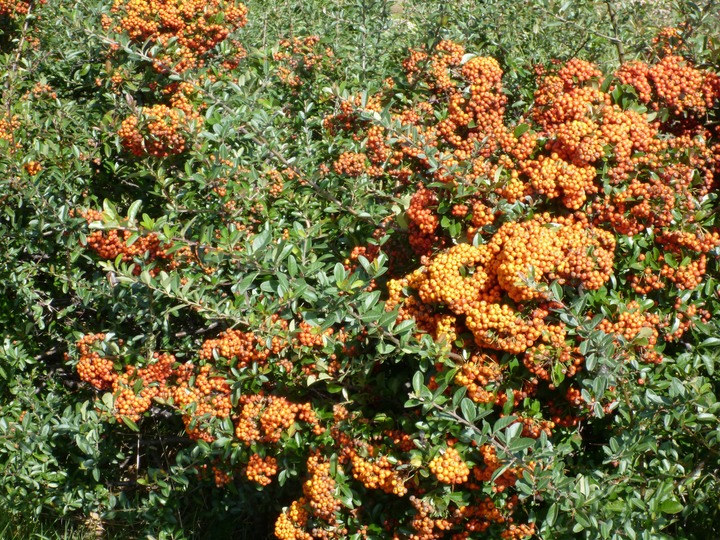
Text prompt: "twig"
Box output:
[[535, 4, 626, 45], [603, 0, 626, 64], [34, 346, 63, 361], [2, 3, 33, 115], [173, 322, 219, 338]]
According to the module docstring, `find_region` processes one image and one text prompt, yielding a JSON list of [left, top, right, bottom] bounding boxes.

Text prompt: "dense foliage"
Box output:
[[2, 1, 720, 539]]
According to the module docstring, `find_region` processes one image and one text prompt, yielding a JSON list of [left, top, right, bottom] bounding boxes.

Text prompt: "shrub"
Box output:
[[1, 1, 720, 539]]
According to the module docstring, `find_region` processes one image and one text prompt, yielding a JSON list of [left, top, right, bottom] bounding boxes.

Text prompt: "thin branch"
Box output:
[[2, 4, 34, 115], [603, 0, 626, 64], [535, 4, 626, 45]]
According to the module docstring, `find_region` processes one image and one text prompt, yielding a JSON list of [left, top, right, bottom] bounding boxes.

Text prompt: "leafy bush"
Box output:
[[1, 1, 720, 539]]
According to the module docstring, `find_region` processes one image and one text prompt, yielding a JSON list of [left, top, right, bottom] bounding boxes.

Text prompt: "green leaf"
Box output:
[[546, 503, 558, 527], [252, 228, 272, 253], [493, 415, 516, 433], [659, 499, 683, 514], [334, 262, 346, 285], [121, 416, 139, 432], [102, 199, 118, 220], [127, 200, 142, 225], [461, 398, 476, 423], [412, 371, 424, 395], [513, 123, 531, 138]]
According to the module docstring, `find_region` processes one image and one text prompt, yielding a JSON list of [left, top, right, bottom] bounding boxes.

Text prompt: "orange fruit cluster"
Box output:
[[79, 208, 190, 276], [521, 152, 597, 209], [322, 92, 383, 139], [523, 340, 583, 383], [296, 321, 334, 348], [274, 455, 349, 540], [273, 36, 336, 89], [401, 49, 428, 85], [212, 465, 232, 487], [110, 0, 248, 72], [616, 54, 720, 116], [594, 173, 676, 235], [196, 462, 233, 487], [246, 453, 278, 486], [113, 352, 174, 421], [474, 444, 518, 493], [263, 167, 298, 198], [23, 161, 42, 176], [406, 186, 445, 256], [333, 151, 367, 177], [451, 498, 506, 536], [303, 455, 341, 522], [119, 91, 202, 158], [275, 497, 313, 540], [350, 451, 407, 496], [234, 394, 322, 445], [387, 213, 615, 354], [403, 496, 449, 540], [424, 40, 465, 93], [596, 301, 662, 364], [397, 494, 515, 540], [460, 56, 506, 139], [428, 447, 470, 484], [74, 328, 308, 444], [198, 327, 285, 367], [75, 333, 117, 390], [75, 335, 180, 422], [516, 416, 555, 439], [328, 39, 720, 236], [407, 186, 439, 236], [652, 26, 684, 56], [172, 363, 233, 441], [275, 498, 313, 540], [501, 523, 537, 540], [0, 0, 41, 18], [0, 114, 19, 148], [454, 354, 503, 404]]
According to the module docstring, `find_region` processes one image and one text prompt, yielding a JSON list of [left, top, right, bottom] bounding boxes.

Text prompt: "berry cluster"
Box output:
[[234, 394, 322, 445], [198, 328, 280, 367], [303, 455, 341, 522], [350, 451, 407, 496], [118, 92, 202, 158], [75, 333, 117, 391], [474, 445, 518, 493], [74, 335, 178, 422], [596, 301, 662, 364], [454, 354, 503, 404], [332, 152, 367, 177], [0, 0, 42, 18], [246, 454, 278, 486], [0, 114, 19, 148], [78, 208, 191, 276], [273, 36, 336, 90], [387, 213, 615, 355], [113, 352, 174, 421], [23, 161, 42, 176], [109, 0, 248, 73], [616, 54, 719, 116], [275, 498, 313, 540], [428, 446, 470, 484], [172, 363, 233, 441]]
